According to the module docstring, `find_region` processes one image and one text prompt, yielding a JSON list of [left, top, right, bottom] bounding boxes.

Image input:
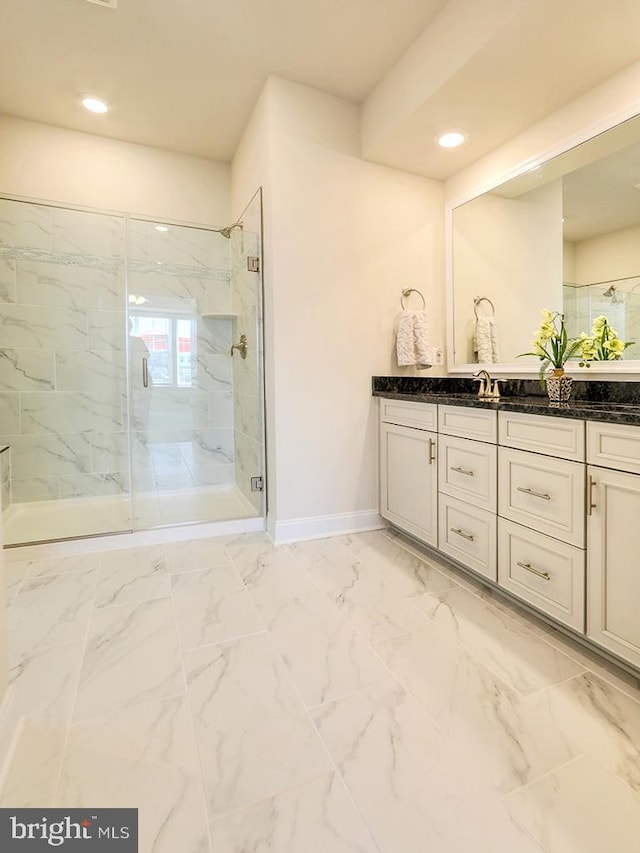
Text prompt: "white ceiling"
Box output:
[[0, 0, 446, 162], [4, 0, 640, 179]]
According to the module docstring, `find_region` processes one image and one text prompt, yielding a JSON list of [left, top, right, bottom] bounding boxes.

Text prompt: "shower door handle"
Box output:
[[142, 357, 149, 388]]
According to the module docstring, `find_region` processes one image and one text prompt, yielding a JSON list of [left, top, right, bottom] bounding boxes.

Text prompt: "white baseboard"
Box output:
[[271, 510, 386, 545]]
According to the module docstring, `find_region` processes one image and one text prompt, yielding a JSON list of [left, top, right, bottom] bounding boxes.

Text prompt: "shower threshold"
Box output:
[[3, 484, 260, 547]]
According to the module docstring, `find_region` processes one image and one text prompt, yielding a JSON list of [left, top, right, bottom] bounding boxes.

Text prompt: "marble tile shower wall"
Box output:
[[230, 225, 263, 512], [127, 220, 235, 492], [0, 200, 129, 504]]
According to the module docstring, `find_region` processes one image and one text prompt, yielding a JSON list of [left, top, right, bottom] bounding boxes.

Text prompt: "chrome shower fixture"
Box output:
[[215, 221, 243, 239], [603, 284, 617, 297]]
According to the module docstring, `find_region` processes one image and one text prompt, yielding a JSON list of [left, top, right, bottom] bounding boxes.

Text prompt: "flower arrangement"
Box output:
[[519, 310, 583, 381], [577, 315, 633, 365]]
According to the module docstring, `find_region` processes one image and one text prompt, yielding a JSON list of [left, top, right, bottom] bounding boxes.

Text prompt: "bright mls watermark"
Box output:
[[0, 809, 138, 850]]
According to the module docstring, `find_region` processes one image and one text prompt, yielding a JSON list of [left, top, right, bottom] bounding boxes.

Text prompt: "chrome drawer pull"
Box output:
[[517, 486, 551, 501], [588, 475, 597, 516], [451, 465, 474, 477], [428, 438, 436, 464], [517, 560, 551, 581], [450, 527, 474, 542]]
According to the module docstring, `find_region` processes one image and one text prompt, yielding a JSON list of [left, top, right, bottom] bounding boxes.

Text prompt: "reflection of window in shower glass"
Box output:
[[130, 315, 195, 387], [176, 318, 195, 387]]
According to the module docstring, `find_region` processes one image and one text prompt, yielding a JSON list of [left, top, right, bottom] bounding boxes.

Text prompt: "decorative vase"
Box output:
[[546, 368, 573, 402]]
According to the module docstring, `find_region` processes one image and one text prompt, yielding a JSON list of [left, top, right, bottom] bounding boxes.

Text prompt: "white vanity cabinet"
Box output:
[[497, 412, 586, 631], [379, 401, 438, 546], [587, 422, 640, 669], [437, 406, 498, 580]]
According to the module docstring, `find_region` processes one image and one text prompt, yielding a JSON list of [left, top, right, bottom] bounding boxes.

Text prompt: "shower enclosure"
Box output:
[[563, 275, 640, 359], [0, 192, 265, 545]]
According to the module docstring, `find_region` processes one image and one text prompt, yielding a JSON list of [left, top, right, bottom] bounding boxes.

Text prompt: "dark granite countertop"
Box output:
[[372, 376, 640, 425]]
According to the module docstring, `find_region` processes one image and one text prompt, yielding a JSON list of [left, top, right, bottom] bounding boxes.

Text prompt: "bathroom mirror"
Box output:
[[449, 111, 640, 372]]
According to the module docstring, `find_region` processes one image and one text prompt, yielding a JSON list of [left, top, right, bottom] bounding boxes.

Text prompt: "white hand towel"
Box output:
[[396, 310, 432, 369], [473, 316, 499, 363]]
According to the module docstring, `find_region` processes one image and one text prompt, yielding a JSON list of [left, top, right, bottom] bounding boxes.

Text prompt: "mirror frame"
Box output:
[[446, 103, 640, 379]]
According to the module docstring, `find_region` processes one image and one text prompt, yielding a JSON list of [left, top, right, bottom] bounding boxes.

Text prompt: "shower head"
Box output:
[[216, 221, 243, 239], [603, 285, 616, 297]]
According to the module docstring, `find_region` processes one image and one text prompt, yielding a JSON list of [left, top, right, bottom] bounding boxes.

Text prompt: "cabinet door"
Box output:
[[379, 421, 437, 546], [588, 465, 640, 668]]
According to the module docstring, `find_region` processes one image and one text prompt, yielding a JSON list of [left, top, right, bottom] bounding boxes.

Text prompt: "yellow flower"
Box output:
[[604, 338, 625, 356], [592, 315, 607, 334]]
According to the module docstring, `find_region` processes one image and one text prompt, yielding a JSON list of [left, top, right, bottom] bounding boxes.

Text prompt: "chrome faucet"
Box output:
[[473, 369, 492, 398], [473, 369, 502, 400]]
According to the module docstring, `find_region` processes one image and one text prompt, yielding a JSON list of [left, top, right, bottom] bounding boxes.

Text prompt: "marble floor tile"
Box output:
[[411, 586, 585, 695], [530, 671, 640, 794], [171, 565, 264, 648], [18, 552, 101, 579], [260, 592, 391, 707], [7, 527, 640, 853], [209, 772, 379, 853], [505, 755, 640, 853], [4, 560, 31, 604], [311, 682, 543, 853], [229, 542, 317, 604], [184, 633, 332, 818], [58, 697, 210, 853], [307, 531, 458, 599], [374, 628, 581, 794], [163, 536, 234, 574], [328, 568, 434, 644], [74, 598, 184, 721], [214, 531, 270, 551], [0, 718, 67, 808], [540, 626, 640, 703], [95, 545, 171, 608], [9, 641, 84, 723], [299, 536, 450, 644], [8, 569, 97, 664]]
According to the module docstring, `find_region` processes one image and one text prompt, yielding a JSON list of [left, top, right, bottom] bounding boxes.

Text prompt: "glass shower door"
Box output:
[[127, 205, 264, 529], [0, 197, 132, 545]]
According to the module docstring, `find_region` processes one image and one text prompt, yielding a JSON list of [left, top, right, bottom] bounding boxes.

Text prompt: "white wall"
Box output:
[[232, 77, 444, 540], [574, 224, 640, 284], [0, 115, 230, 225]]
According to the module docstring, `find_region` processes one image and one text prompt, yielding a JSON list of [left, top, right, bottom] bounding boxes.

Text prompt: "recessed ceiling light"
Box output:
[[82, 96, 109, 114], [436, 130, 468, 149], [155, 225, 169, 232]]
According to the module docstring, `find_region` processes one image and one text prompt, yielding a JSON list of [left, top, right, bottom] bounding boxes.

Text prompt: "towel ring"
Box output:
[[401, 288, 426, 310], [473, 296, 495, 319]]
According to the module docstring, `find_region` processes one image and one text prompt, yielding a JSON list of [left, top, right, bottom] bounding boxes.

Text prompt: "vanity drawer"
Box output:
[[498, 447, 585, 547], [498, 518, 585, 632], [587, 421, 640, 475], [499, 411, 585, 462], [438, 434, 497, 512], [379, 398, 437, 431], [438, 494, 497, 581], [438, 405, 497, 443]]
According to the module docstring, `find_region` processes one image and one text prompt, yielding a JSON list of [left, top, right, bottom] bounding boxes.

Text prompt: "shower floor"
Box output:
[[4, 485, 260, 546]]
